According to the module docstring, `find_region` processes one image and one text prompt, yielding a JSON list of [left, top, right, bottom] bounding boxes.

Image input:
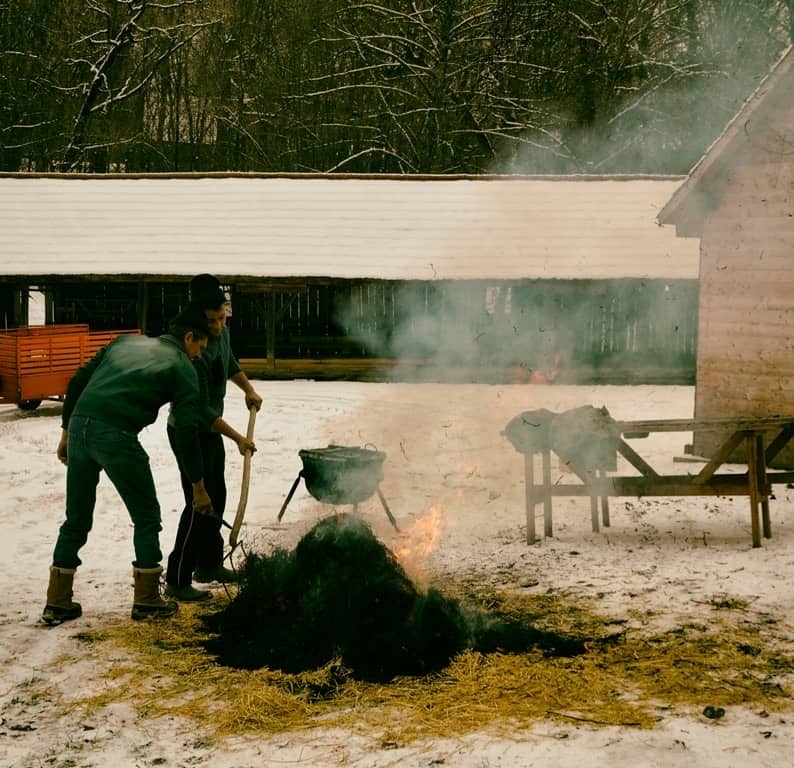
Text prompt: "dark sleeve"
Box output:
[[170, 362, 204, 483], [61, 342, 110, 429], [226, 330, 241, 378], [195, 359, 221, 429]]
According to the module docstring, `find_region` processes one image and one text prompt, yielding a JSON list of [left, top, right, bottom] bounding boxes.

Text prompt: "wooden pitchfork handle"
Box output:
[[229, 405, 257, 548]]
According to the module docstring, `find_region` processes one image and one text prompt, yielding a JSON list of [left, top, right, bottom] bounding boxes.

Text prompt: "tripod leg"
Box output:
[[277, 472, 304, 522], [376, 487, 400, 531]]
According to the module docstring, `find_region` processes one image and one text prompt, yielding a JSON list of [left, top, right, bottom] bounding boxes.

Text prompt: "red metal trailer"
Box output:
[[0, 324, 141, 410]]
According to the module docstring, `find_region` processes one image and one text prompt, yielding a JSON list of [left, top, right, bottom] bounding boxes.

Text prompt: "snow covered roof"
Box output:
[[0, 173, 699, 281]]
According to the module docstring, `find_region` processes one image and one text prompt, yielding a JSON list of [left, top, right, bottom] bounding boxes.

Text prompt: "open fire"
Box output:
[[393, 502, 444, 576], [203, 513, 587, 682]]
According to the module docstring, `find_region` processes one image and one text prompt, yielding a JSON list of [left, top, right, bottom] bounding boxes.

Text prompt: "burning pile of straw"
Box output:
[[203, 513, 585, 681]]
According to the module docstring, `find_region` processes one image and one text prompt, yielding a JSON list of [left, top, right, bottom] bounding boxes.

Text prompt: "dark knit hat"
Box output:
[[189, 273, 226, 310], [190, 273, 220, 294]]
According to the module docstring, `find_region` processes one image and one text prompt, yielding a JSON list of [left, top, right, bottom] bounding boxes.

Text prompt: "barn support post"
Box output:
[[136, 282, 149, 334], [12, 286, 27, 327], [265, 293, 277, 369], [45, 287, 55, 324]]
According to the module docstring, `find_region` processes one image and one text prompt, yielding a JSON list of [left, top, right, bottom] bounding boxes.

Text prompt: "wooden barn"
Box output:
[[0, 172, 699, 383], [659, 45, 794, 463]]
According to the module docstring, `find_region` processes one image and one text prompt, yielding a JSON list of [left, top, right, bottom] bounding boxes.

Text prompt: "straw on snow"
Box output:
[[52, 590, 794, 745]]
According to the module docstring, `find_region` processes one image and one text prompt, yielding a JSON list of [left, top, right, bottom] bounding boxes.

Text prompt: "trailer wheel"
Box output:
[[18, 399, 42, 411]]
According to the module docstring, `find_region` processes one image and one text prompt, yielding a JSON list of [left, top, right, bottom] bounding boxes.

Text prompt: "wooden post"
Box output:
[[757, 433, 771, 539], [524, 452, 536, 544], [589, 469, 599, 533], [746, 432, 761, 548], [13, 287, 26, 326], [265, 293, 276, 369], [542, 449, 553, 538], [136, 282, 149, 334], [45, 287, 55, 324], [590, 491, 600, 533], [600, 469, 611, 527]]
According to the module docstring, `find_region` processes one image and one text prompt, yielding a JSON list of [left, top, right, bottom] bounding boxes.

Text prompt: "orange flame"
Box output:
[[393, 503, 444, 577]]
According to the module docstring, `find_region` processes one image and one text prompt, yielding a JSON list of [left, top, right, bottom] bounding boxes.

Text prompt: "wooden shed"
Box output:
[[0, 172, 699, 383], [659, 45, 794, 464]]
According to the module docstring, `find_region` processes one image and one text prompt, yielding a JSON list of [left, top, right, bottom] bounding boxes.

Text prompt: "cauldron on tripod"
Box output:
[[277, 445, 399, 530]]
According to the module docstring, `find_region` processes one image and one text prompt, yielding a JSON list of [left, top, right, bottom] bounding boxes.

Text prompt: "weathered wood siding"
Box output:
[[693, 123, 794, 465], [7, 276, 697, 383], [231, 278, 697, 380]]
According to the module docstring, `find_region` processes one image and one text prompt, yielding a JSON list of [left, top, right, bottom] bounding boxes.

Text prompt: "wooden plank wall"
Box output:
[[230, 278, 697, 379], [4, 277, 698, 383], [693, 112, 794, 465], [50, 282, 141, 330], [32, 281, 186, 335]]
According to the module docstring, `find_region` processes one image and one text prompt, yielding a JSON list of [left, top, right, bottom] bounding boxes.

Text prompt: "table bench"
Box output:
[[506, 414, 794, 548]]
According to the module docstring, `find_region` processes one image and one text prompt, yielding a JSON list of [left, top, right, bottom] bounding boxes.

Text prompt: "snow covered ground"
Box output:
[[2, 381, 794, 767]]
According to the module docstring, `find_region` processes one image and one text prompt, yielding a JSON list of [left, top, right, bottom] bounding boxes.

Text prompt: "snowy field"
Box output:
[[2, 381, 794, 767]]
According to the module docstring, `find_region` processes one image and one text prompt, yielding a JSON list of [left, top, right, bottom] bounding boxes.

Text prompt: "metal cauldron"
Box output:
[[278, 444, 397, 529], [298, 445, 386, 505]]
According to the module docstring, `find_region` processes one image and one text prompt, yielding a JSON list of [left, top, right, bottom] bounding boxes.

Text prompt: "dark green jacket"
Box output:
[[62, 334, 204, 481]]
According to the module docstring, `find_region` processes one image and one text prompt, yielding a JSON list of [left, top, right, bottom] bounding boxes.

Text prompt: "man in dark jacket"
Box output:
[[42, 307, 213, 625], [165, 274, 261, 601]]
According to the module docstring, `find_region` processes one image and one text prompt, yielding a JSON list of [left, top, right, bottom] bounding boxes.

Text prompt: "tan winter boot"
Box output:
[[131, 566, 178, 621], [42, 566, 82, 626]]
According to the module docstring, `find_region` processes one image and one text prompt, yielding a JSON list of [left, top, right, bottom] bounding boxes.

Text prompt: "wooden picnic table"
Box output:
[[506, 414, 794, 548]]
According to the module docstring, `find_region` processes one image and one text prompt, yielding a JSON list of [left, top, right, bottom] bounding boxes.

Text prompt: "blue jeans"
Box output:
[[52, 416, 162, 569]]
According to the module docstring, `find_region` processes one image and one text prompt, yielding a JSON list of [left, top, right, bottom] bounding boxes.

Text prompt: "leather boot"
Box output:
[[131, 566, 178, 621], [164, 583, 212, 602], [42, 566, 82, 625], [194, 565, 240, 583]]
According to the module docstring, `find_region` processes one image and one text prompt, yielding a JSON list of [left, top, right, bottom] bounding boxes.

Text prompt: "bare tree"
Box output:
[[291, 0, 791, 174], [0, 0, 65, 170], [0, 0, 219, 171], [206, 0, 331, 171], [2, 0, 791, 173], [294, 0, 531, 172], [59, 0, 221, 171]]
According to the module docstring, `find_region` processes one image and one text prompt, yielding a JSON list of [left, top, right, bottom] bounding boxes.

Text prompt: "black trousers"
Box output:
[[166, 427, 227, 586]]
